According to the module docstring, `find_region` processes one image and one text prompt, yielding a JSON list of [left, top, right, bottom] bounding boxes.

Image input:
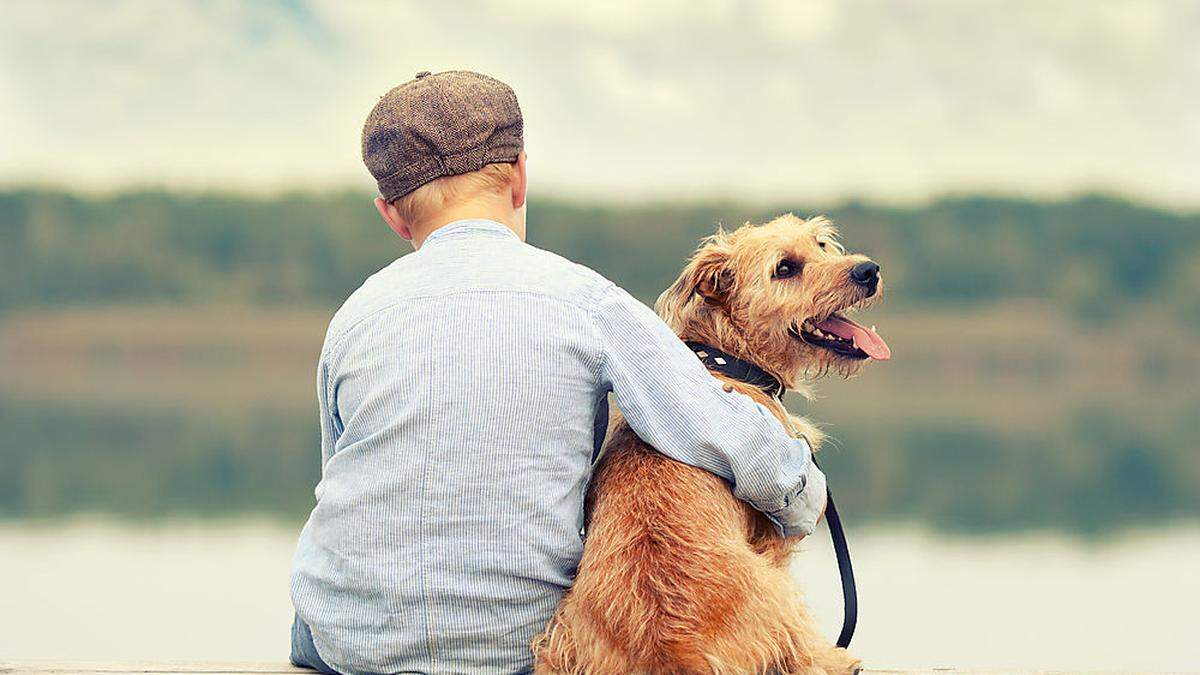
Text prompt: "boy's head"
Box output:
[[362, 71, 527, 246]]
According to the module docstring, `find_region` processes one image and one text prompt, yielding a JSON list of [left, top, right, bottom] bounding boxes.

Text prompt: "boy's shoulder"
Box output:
[[319, 257, 408, 355], [517, 240, 616, 298], [320, 241, 618, 354]]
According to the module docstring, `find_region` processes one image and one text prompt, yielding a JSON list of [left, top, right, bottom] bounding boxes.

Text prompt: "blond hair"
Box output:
[[393, 162, 517, 230]]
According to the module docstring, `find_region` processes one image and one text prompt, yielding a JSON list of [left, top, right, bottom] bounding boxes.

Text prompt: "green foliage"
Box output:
[[2, 189, 1197, 311], [817, 403, 1200, 535], [5, 395, 1194, 534]]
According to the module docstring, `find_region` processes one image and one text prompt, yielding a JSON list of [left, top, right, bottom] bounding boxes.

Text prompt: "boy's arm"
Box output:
[[316, 348, 343, 468], [591, 283, 826, 538]]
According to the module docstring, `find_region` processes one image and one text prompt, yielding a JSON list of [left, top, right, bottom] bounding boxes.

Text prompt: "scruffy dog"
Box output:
[[533, 214, 889, 674]]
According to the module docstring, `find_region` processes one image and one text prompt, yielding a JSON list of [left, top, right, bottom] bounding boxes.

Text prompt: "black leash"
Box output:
[[682, 342, 858, 649], [818, 464, 858, 648]]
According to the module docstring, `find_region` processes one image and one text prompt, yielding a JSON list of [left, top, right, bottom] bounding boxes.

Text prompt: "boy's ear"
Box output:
[[511, 152, 528, 210], [374, 197, 413, 241]]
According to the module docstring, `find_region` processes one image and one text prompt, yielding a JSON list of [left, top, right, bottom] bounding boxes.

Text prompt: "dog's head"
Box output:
[[656, 214, 890, 388]]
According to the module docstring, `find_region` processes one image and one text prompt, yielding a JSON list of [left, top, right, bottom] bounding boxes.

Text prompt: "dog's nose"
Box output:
[[850, 261, 880, 289]]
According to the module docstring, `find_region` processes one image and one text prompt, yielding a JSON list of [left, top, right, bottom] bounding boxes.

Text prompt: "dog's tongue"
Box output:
[[816, 315, 891, 360]]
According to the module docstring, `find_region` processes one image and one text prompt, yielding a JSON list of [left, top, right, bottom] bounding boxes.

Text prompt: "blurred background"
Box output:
[[1, 0, 1198, 671]]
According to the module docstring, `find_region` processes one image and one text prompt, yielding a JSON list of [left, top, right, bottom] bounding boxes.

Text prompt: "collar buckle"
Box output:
[[685, 341, 785, 401]]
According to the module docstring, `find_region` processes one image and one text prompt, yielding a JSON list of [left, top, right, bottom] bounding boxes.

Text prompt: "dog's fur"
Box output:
[[532, 214, 884, 674]]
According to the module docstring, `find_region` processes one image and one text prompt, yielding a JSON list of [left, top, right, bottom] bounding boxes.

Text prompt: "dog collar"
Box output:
[[685, 341, 785, 400], [687, 340, 856, 649]]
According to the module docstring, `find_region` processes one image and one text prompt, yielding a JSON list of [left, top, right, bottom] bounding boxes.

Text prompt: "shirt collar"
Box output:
[[421, 219, 519, 247]]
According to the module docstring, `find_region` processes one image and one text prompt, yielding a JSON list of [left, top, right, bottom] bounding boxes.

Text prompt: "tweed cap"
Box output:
[[362, 70, 524, 202]]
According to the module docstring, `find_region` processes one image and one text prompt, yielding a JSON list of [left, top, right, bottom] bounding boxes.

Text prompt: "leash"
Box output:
[[683, 341, 858, 649], [817, 463, 858, 648]]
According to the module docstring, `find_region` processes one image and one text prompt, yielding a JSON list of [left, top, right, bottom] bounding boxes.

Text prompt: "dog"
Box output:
[[532, 214, 889, 674]]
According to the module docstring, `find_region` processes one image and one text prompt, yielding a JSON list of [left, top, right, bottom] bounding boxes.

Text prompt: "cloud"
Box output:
[[0, 0, 1197, 205]]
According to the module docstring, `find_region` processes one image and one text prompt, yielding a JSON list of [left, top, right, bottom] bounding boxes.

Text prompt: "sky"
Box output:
[[1, 0, 1197, 206]]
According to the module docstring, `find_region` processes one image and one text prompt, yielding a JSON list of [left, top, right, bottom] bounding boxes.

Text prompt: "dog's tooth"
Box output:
[[871, 325, 876, 332]]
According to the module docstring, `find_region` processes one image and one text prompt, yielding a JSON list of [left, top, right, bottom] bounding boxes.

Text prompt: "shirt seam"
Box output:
[[325, 287, 602, 368], [418, 402, 437, 668], [585, 281, 618, 388]]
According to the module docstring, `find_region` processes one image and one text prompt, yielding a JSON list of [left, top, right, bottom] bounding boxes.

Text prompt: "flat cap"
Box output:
[[362, 70, 524, 202]]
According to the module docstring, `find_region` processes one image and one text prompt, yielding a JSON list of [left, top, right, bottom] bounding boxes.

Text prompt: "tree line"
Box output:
[[2, 189, 1197, 322]]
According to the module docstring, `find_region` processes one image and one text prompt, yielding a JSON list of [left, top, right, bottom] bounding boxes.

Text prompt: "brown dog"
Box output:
[[533, 214, 889, 674]]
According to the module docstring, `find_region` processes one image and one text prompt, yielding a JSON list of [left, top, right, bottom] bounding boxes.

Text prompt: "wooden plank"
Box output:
[[0, 663, 306, 675], [0, 664, 1176, 675]]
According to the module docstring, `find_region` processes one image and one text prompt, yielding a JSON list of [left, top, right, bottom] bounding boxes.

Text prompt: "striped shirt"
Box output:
[[289, 219, 826, 674]]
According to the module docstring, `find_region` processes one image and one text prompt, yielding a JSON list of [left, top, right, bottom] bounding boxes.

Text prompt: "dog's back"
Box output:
[[535, 214, 885, 674], [534, 402, 850, 675]]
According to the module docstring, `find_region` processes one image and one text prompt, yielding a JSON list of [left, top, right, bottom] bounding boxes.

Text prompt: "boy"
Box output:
[[289, 70, 827, 675]]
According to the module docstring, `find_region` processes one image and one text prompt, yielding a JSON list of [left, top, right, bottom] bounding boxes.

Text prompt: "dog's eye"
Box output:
[[773, 259, 801, 279], [818, 242, 827, 250]]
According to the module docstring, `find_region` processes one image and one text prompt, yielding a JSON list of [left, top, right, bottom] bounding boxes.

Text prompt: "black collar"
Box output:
[[685, 341, 785, 400]]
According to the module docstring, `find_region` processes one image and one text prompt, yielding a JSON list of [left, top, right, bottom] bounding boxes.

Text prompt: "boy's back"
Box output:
[[293, 220, 610, 673], [289, 71, 827, 675]]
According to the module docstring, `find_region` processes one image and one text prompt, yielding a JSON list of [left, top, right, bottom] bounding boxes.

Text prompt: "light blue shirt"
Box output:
[[290, 219, 825, 674]]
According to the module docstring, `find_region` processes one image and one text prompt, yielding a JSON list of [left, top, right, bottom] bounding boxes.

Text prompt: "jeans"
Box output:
[[291, 614, 338, 674]]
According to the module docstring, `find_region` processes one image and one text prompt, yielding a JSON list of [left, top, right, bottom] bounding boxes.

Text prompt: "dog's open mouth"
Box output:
[[791, 313, 891, 361]]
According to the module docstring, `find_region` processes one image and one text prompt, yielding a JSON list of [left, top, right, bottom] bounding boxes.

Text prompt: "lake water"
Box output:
[[2, 305, 1199, 671], [2, 519, 1197, 672], [3, 304, 1197, 534]]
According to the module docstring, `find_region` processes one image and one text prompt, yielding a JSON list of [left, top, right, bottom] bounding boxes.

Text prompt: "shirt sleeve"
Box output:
[[590, 282, 827, 537], [316, 347, 343, 470]]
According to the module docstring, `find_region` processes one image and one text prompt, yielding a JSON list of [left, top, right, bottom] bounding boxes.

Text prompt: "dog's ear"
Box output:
[[692, 247, 733, 304], [655, 233, 734, 321]]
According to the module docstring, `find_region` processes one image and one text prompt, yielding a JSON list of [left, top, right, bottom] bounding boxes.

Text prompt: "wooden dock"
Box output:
[[0, 663, 1132, 675]]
